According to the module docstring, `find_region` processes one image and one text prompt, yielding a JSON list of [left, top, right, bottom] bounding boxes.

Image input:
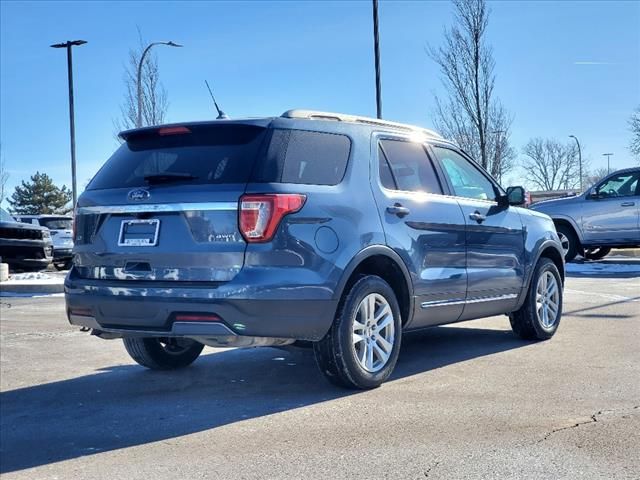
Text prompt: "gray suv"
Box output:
[[66, 110, 565, 389], [530, 167, 640, 262]]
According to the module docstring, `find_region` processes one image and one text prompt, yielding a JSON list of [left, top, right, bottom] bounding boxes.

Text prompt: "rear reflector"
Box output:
[[239, 194, 306, 243], [69, 307, 93, 317], [158, 126, 191, 136], [175, 314, 221, 322]]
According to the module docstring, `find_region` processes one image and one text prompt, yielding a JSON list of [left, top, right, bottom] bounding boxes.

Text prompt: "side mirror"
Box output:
[[586, 190, 599, 200], [505, 186, 526, 206]]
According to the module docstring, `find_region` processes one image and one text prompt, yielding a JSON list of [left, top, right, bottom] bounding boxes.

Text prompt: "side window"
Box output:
[[254, 129, 351, 185], [378, 145, 396, 190], [378, 140, 442, 194], [432, 146, 496, 201], [596, 172, 640, 198]]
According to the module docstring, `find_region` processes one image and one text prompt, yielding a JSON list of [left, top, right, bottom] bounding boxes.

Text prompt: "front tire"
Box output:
[[509, 257, 563, 340], [555, 224, 579, 262], [123, 337, 204, 370], [314, 275, 402, 389]]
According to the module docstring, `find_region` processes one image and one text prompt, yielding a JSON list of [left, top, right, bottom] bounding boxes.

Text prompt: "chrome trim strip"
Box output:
[[421, 294, 518, 309], [77, 202, 238, 214]]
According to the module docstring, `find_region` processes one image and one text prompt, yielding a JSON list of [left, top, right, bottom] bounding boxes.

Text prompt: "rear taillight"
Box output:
[[239, 194, 306, 243]]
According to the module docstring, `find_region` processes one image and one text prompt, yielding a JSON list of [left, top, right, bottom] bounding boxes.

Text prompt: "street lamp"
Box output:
[[51, 40, 87, 209], [569, 135, 582, 192], [603, 153, 613, 174], [136, 41, 182, 127]]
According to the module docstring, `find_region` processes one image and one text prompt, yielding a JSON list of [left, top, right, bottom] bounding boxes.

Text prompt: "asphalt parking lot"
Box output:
[[1, 260, 639, 479]]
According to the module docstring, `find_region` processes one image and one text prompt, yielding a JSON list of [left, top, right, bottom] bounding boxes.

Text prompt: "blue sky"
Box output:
[[1, 0, 639, 205]]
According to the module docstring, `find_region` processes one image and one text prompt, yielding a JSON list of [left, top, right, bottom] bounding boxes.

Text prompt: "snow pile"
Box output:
[[8, 272, 56, 281]]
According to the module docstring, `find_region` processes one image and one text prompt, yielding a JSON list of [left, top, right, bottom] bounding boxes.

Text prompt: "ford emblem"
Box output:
[[128, 188, 150, 201]]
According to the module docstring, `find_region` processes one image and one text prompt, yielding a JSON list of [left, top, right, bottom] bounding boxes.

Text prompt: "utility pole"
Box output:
[[603, 153, 613, 174], [569, 135, 582, 192], [372, 0, 382, 119], [51, 40, 87, 208]]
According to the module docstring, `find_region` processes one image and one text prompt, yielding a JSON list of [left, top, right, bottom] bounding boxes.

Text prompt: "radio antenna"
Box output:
[[205, 80, 229, 119]]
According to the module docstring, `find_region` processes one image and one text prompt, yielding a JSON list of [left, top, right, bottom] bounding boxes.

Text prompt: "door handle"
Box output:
[[620, 201, 636, 207], [386, 203, 410, 217], [469, 211, 486, 223]]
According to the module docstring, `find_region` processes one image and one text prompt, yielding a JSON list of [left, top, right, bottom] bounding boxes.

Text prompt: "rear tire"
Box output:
[[509, 257, 563, 341], [555, 224, 579, 263], [583, 247, 611, 261], [123, 337, 204, 370], [313, 275, 402, 390]]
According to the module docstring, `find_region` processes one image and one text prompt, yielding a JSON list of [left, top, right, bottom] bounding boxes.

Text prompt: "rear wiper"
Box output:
[[143, 172, 198, 185]]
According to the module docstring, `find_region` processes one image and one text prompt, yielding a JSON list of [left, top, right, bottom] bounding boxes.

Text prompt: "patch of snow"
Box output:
[[566, 262, 640, 276], [8, 272, 55, 281]]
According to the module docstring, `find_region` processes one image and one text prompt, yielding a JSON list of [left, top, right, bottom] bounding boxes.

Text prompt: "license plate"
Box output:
[[118, 219, 160, 247]]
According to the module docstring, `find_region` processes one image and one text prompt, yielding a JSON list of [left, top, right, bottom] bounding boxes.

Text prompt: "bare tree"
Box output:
[[0, 144, 9, 206], [115, 29, 169, 134], [629, 106, 640, 159], [522, 138, 580, 191], [584, 167, 609, 188], [428, 0, 514, 179]]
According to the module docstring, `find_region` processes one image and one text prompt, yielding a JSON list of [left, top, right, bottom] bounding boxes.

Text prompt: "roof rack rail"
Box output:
[[281, 109, 443, 139]]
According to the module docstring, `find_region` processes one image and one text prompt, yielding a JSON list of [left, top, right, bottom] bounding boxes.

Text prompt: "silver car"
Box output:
[[530, 167, 640, 261]]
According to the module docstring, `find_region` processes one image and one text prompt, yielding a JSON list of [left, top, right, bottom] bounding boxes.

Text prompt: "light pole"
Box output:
[[372, 0, 382, 119], [569, 135, 582, 192], [51, 40, 87, 209], [603, 153, 613, 174], [136, 41, 182, 127]]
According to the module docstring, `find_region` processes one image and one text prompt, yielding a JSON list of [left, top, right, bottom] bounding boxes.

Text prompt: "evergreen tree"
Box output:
[[8, 172, 72, 215]]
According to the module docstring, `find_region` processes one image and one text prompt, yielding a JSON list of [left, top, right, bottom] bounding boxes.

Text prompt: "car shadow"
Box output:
[[0, 325, 529, 473]]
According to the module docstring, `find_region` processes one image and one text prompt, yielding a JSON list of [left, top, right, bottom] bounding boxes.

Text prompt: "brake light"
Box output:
[[239, 194, 306, 243], [158, 126, 191, 136]]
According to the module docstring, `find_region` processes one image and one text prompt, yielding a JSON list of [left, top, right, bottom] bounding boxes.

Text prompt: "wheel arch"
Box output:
[[551, 216, 583, 244], [335, 245, 414, 327], [515, 240, 565, 310]]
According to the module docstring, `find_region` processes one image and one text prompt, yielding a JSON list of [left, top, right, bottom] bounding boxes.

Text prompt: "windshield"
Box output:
[[88, 124, 267, 190], [0, 208, 16, 223], [39, 218, 73, 230]]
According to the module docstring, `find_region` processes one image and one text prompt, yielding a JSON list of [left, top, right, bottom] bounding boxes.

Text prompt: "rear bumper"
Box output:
[[65, 271, 338, 341]]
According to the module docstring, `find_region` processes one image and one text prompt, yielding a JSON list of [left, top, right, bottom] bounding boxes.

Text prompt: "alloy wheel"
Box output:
[[351, 293, 395, 373], [535, 271, 560, 329], [557, 231, 570, 258]]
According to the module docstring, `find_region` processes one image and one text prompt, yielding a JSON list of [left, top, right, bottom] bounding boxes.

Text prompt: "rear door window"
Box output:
[[252, 129, 351, 185], [88, 125, 268, 190], [378, 140, 442, 194]]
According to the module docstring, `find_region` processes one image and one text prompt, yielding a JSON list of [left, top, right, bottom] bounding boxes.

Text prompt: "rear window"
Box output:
[[252, 129, 351, 185], [87, 125, 268, 190]]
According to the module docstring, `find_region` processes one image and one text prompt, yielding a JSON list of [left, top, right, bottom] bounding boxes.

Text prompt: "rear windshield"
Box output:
[[39, 218, 73, 230], [88, 125, 268, 190], [88, 125, 351, 190]]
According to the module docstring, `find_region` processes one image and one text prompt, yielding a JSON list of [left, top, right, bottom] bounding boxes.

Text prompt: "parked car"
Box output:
[[530, 167, 640, 262], [0, 208, 53, 271], [14, 215, 74, 270], [65, 110, 565, 389]]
